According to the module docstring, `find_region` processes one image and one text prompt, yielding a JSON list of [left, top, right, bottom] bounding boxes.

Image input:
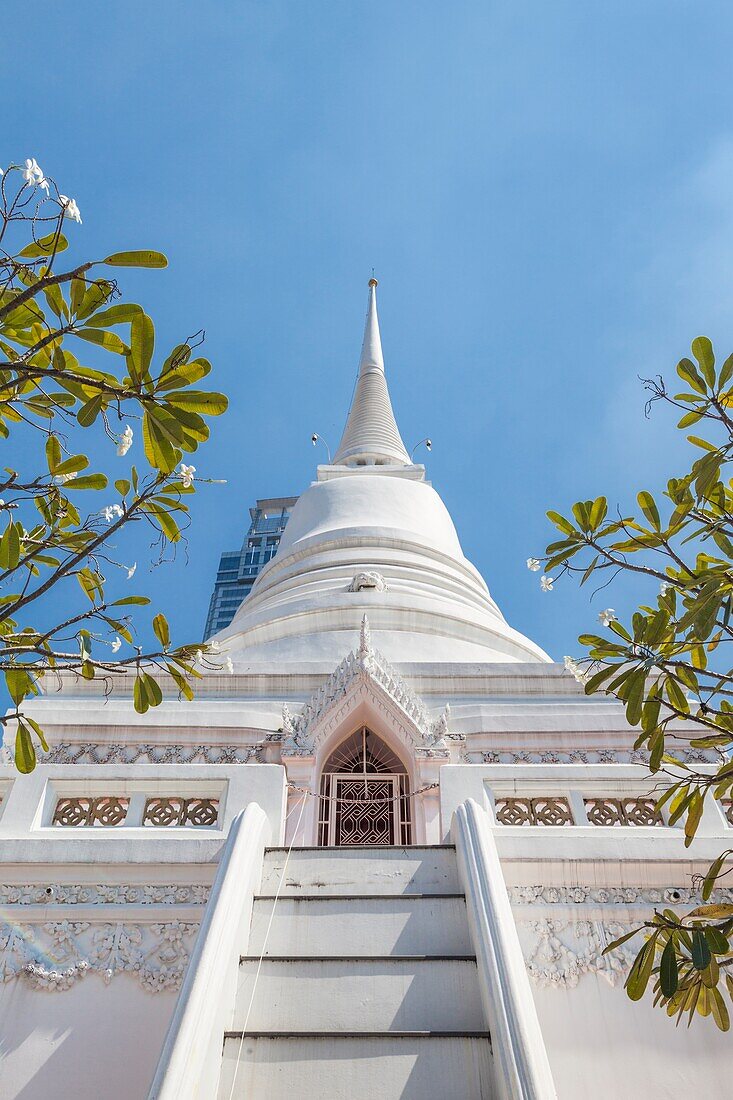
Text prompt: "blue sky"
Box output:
[[7, 1, 733, 661]]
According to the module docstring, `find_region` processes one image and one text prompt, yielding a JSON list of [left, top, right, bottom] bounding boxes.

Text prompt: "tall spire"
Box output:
[[332, 280, 411, 467]]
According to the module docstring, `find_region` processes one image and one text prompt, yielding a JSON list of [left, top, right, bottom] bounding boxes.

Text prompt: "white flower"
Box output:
[[110, 636, 122, 653], [540, 575, 554, 592], [58, 195, 82, 223], [208, 640, 221, 654], [53, 471, 77, 485], [660, 581, 672, 596], [116, 425, 133, 456], [598, 608, 617, 627], [224, 656, 234, 674], [23, 158, 49, 192], [102, 504, 124, 523], [564, 655, 590, 685], [126, 562, 137, 580], [179, 463, 196, 489], [526, 558, 541, 572]]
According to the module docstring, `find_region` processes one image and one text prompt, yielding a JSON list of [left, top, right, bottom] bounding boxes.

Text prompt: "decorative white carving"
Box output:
[[509, 885, 733, 906], [0, 920, 199, 991], [348, 571, 388, 593], [40, 743, 261, 765], [280, 616, 449, 758], [510, 886, 733, 988], [0, 884, 210, 906], [468, 748, 719, 765], [517, 918, 638, 989]]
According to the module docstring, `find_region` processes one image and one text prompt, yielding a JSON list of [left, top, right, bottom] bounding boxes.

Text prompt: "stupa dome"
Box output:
[[217, 282, 549, 670]]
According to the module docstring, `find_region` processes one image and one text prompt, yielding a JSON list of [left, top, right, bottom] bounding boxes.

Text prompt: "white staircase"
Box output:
[[217, 845, 493, 1099]]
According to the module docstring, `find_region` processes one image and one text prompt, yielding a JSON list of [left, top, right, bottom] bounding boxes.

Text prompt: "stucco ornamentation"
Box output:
[[517, 918, 638, 988], [0, 884, 210, 905], [347, 571, 388, 593], [0, 919, 199, 991], [40, 743, 261, 765], [468, 748, 720, 765], [281, 615, 450, 758], [509, 885, 733, 906]]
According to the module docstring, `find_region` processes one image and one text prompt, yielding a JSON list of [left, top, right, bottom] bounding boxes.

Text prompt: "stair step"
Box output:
[[234, 956, 484, 1031], [218, 1033, 493, 1099], [260, 845, 460, 896], [248, 894, 472, 956]]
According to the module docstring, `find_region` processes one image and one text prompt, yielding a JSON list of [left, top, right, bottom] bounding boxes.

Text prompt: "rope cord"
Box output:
[[225, 788, 308, 1100], [287, 780, 439, 806]]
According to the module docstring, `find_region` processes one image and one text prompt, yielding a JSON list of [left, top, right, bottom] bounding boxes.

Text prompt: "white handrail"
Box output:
[[147, 803, 270, 1100], [452, 798, 557, 1100]]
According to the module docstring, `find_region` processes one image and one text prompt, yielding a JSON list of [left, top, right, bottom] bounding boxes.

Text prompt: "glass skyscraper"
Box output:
[[203, 496, 298, 638]]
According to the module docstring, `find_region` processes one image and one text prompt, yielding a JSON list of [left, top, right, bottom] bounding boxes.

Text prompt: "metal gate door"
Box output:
[[328, 774, 401, 846]]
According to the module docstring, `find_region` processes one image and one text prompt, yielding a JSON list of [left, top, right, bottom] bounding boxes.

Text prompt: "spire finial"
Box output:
[[331, 281, 411, 467]]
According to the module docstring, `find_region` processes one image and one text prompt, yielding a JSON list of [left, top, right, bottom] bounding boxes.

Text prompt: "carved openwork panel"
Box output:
[[720, 799, 733, 825], [584, 797, 662, 827], [143, 797, 219, 827], [52, 797, 129, 827], [495, 797, 573, 826]]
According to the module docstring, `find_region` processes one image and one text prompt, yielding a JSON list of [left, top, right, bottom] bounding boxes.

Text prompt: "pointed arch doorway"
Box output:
[[317, 727, 412, 846]]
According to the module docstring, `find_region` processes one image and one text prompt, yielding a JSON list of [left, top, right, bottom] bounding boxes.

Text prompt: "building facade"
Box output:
[[1, 281, 732, 1099], [203, 496, 298, 637]]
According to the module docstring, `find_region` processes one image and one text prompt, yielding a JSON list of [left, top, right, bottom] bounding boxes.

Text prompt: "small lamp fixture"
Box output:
[[311, 433, 332, 463], [410, 437, 432, 461]]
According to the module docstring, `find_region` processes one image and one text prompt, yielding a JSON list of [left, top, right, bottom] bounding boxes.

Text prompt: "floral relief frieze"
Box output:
[[37, 743, 261, 765], [509, 885, 733, 906], [516, 918, 638, 989], [468, 748, 720, 765], [0, 920, 199, 992], [513, 888, 733, 989], [0, 884, 210, 905]]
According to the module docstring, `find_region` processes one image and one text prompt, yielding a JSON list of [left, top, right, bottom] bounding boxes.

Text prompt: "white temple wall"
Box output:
[[530, 976, 730, 1099], [0, 978, 175, 1100]]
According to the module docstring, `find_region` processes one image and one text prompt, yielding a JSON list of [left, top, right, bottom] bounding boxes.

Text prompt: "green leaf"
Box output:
[[624, 668, 647, 726], [692, 336, 716, 388], [719, 353, 733, 389], [546, 510, 576, 537], [626, 936, 657, 1000], [152, 612, 170, 649], [77, 393, 105, 427], [165, 390, 228, 416], [18, 232, 69, 259], [75, 327, 129, 355], [166, 663, 194, 700], [684, 791, 705, 848], [142, 672, 163, 707], [82, 303, 143, 327], [692, 928, 712, 970], [677, 356, 707, 395], [45, 434, 61, 473], [128, 312, 155, 382], [5, 667, 34, 706], [103, 250, 168, 268], [637, 491, 661, 530], [702, 852, 732, 901], [660, 937, 678, 998], [704, 926, 729, 955], [112, 595, 151, 607], [14, 721, 36, 774], [65, 473, 108, 490], [133, 675, 148, 714]]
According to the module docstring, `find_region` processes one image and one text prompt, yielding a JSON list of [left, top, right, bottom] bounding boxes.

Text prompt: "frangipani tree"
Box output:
[[533, 336, 733, 1030], [0, 158, 228, 772]]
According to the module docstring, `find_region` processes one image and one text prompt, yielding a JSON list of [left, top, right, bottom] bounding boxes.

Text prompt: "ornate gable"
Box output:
[[281, 616, 450, 758]]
